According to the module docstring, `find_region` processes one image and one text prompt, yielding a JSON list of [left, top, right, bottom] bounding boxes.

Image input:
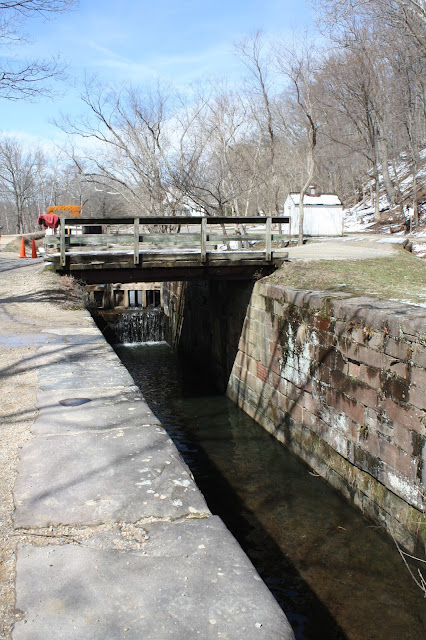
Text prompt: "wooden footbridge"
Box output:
[[45, 216, 290, 283]]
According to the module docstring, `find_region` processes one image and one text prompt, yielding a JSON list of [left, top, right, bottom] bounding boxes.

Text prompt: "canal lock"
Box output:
[[88, 280, 426, 640]]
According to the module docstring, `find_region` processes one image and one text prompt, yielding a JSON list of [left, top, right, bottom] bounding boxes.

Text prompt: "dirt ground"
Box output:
[[0, 254, 86, 639]]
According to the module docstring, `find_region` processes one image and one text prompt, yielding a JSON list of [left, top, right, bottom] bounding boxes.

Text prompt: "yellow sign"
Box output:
[[47, 205, 82, 218]]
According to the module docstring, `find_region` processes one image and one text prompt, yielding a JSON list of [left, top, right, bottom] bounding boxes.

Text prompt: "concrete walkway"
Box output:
[[285, 233, 421, 261], [0, 255, 294, 640], [0, 235, 18, 251]]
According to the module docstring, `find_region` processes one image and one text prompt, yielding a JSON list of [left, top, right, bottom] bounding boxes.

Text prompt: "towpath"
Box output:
[[285, 233, 423, 260], [0, 253, 293, 640]]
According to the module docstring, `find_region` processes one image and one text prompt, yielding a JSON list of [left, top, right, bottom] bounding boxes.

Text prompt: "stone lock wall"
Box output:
[[163, 280, 255, 392], [227, 283, 426, 552], [163, 279, 426, 551]]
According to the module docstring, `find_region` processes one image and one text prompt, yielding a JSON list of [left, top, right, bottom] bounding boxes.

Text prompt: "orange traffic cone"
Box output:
[[31, 237, 38, 258], [19, 236, 27, 258]]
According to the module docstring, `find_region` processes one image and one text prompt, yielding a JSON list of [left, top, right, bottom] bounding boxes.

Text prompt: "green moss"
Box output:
[[264, 296, 275, 318]]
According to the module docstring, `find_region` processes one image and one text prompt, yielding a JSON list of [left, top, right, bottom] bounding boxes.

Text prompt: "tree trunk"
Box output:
[[374, 177, 381, 221], [378, 136, 397, 207], [412, 170, 418, 229], [298, 195, 305, 245]]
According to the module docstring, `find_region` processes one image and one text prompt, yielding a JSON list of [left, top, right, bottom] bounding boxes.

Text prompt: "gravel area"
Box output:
[[0, 254, 87, 639]]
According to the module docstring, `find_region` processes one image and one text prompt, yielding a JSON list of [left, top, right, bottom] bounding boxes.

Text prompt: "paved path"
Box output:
[[285, 233, 419, 261], [0, 254, 294, 640], [0, 235, 18, 251]]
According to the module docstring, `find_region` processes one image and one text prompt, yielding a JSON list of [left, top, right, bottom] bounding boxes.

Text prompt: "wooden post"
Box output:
[[265, 216, 272, 261], [134, 218, 140, 264], [60, 218, 66, 267], [200, 217, 207, 263], [102, 283, 111, 309]]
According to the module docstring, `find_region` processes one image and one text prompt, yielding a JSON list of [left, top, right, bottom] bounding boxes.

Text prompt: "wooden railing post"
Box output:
[[60, 218, 66, 267], [200, 217, 207, 263], [134, 217, 140, 264], [265, 216, 272, 261]]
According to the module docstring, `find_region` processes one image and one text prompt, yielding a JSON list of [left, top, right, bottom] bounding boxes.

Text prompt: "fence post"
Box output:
[[200, 217, 207, 263], [265, 216, 272, 261], [134, 218, 140, 264], [60, 218, 66, 267]]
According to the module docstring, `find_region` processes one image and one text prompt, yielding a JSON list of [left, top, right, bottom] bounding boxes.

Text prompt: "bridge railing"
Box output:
[[44, 216, 290, 267]]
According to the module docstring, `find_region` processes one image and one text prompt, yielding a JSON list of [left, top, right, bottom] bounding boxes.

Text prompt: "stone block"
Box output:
[[387, 361, 409, 380], [325, 388, 366, 425], [287, 402, 303, 424], [264, 283, 284, 300], [315, 329, 336, 350], [384, 337, 412, 362], [348, 361, 361, 378], [334, 320, 349, 338], [357, 427, 379, 455], [316, 364, 331, 385], [268, 370, 281, 392], [353, 443, 383, 479], [300, 390, 319, 415], [393, 423, 414, 456], [280, 288, 309, 307], [316, 348, 334, 370], [381, 374, 410, 404], [408, 383, 426, 411], [350, 328, 366, 344], [334, 350, 348, 372], [365, 408, 394, 438], [232, 364, 242, 380], [383, 397, 424, 434], [412, 343, 426, 369], [14, 519, 294, 640], [303, 408, 322, 431], [379, 437, 418, 480], [367, 332, 384, 350], [330, 371, 378, 409], [410, 365, 426, 389], [268, 339, 281, 358], [312, 315, 332, 332], [251, 298, 266, 313], [273, 300, 285, 316], [280, 378, 303, 403], [324, 429, 350, 459], [383, 466, 424, 510], [275, 391, 290, 413]]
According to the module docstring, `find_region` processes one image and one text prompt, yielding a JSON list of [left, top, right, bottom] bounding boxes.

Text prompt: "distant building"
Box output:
[[284, 190, 344, 237]]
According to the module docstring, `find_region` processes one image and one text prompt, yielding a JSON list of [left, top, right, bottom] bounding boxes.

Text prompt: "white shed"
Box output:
[[284, 193, 344, 237]]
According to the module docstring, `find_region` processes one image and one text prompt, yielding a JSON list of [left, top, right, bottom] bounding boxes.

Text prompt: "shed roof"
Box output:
[[287, 193, 342, 206]]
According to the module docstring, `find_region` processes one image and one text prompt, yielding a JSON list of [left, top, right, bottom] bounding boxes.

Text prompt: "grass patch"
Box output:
[[266, 251, 426, 306], [40, 273, 88, 310]]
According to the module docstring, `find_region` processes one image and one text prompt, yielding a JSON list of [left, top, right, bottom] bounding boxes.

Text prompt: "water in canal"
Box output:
[[114, 341, 425, 640]]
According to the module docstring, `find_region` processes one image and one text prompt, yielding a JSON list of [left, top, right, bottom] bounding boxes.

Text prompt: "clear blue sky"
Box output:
[[1, 0, 313, 148]]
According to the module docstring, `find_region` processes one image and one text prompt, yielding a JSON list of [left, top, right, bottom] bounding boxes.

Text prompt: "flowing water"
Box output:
[[102, 309, 166, 343], [114, 341, 426, 640]]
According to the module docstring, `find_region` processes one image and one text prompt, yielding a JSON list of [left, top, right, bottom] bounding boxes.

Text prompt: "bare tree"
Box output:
[[0, 0, 76, 100], [315, 1, 425, 219], [0, 136, 45, 232], [172, 81, 264, 217], [58, 79, 182, 217], [316, 0, 426, 52], [235, 32, 283, 216], [275, 41, 321, 243]]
